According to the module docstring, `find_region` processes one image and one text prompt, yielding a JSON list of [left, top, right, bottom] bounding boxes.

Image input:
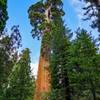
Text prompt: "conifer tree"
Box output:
[[68, 28, 100, 100], [28, 0, 65, 99], [0, 0, 8, 33], [4, 48, 35, 100], [49, 18, 71, 100], [0, 26, 21, 99], [28, 0, 64, 56]]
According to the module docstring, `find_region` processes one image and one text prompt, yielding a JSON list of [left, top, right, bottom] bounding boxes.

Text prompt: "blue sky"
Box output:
[[6, 0, 99, 76]]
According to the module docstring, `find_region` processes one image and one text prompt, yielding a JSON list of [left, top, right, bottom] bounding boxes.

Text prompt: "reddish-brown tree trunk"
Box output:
[[34, 6, 52, 100], [34, 55, 50, 100]]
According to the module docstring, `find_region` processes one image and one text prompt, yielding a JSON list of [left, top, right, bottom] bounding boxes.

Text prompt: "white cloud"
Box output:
[[85, 2, 91, 7], [70, 0, 85, 27], [71, 0, 84, 19], [71, 0, 80, 5], [30, 61, 39, 78], [77, 10, 84, 20]]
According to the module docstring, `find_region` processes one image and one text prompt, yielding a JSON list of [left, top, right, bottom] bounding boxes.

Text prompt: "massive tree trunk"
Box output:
[[34, 55, 50, 100], [34, 6, 51, 100]]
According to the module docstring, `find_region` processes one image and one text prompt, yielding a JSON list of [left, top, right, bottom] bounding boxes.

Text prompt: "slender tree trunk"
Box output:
[[89, 78, 96, 100], [64, 76, 71, 100]]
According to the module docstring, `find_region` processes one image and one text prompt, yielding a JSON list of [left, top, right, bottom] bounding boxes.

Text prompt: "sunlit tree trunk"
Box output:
[[34, 7, 51, 100]]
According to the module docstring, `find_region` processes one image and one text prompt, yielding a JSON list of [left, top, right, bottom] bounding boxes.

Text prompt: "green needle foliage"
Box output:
[[4, 48, 35, 100], [0, 26, 21, 99], [28, 0, 71, 99], [28, 1, 100, 100], [49, 16, 72, 100], [28, 0, 65, 58], [0, 0, 8, 33], [28, 0, 64, 39], [68, 28, 100, 100]]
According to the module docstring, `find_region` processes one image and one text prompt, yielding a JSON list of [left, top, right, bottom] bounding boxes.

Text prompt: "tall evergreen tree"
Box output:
[[49, 19, 71, 100], [0, 0, 8, 33], [0, 26, 21, 99], [28, 0, 65, 99], [68, 28, 100, 100], [28, 0, 64, 56], [4, 48, 35, 100]]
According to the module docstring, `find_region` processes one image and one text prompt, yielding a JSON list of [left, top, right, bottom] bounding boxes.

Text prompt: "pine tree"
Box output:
[[4, 48, 35, 100], [68, 28, 100, 100], [0, 0, 8, 33]]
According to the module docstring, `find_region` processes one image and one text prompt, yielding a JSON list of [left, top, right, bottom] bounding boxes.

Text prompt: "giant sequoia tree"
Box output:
[[28, 0, 65, 99], [0, 0, 8, 32], [28, 0, 64, 54]]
